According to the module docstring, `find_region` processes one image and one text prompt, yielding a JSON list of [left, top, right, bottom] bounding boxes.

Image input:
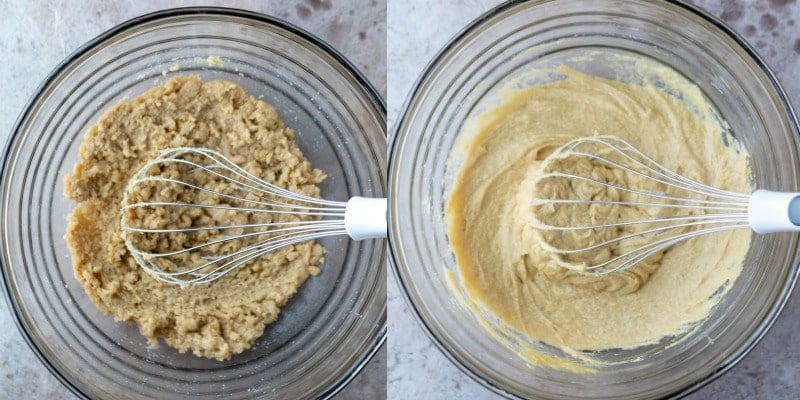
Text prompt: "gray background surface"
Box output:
[[387, 1, 800, 399], [0, 0, 385, 399]]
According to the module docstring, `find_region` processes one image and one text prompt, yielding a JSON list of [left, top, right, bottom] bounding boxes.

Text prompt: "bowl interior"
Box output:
[[389, 1, 800, 399], [1, 9, 386, 400]]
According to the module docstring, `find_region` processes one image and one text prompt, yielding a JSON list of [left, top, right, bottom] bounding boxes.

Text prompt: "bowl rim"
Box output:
[[0, 6, 386, 400], [387, 0, 800, 398]]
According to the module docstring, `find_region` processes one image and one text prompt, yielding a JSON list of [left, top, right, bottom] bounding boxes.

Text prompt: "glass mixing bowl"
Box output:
[[389, 1, 800, 399], [0, 8, 385, 400]]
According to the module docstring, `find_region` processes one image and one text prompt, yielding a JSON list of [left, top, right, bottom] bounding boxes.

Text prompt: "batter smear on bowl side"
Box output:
[[64, 76, 326, 360]]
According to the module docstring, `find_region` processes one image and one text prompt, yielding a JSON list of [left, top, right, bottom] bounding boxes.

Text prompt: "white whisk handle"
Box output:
[[345, 197, 388, 240], [748, 189, 800, 234]]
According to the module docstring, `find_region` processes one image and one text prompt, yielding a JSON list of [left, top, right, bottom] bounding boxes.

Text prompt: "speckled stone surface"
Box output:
[[387, 1, 800, 399], [0, 1, 385, 399]]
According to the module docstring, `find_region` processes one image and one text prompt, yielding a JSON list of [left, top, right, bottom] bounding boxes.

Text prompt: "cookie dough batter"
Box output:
[[65, 76, 325, 360], [446, 64, 750, 355]]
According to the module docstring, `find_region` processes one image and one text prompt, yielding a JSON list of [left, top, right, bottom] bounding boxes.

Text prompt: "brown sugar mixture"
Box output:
[[64, 76, 326, 360]]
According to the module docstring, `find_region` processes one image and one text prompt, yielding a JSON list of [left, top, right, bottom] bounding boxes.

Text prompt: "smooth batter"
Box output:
[[446, 64, 750, 356], [65, 76, 325, 360]]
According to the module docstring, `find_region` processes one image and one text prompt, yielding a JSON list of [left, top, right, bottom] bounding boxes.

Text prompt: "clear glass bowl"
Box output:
[[389, 1, 800, 399], [0, 8, 386, 400]]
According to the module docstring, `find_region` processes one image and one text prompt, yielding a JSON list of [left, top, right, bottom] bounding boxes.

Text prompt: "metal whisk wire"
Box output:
[[531, 136, 752, 275], [120, 147, 386, 286]]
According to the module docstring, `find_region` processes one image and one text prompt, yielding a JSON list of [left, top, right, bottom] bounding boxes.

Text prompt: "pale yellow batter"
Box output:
[[446, 64, 750, 356]]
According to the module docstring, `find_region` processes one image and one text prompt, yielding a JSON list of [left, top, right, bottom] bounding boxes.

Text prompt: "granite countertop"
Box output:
[[387, 1, 800, 399], [0, 1, 385, 399]]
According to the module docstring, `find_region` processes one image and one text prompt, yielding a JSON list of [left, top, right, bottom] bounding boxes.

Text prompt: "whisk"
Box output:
[[120, 147, 386, 286], [531, 135, 800, 275]]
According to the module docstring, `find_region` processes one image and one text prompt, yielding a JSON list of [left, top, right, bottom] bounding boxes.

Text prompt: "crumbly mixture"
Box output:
[[446, 65, 750, 355], [64, 76, 325, 360]]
